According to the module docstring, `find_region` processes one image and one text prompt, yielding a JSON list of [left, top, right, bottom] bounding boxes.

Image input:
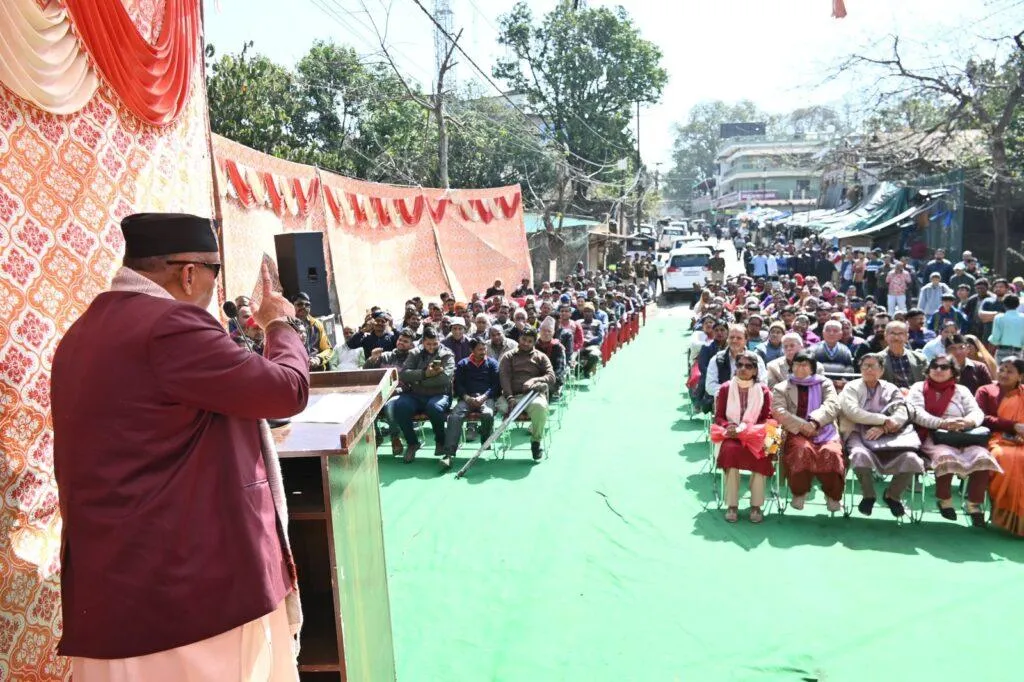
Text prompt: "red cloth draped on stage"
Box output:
[[63, 0, 200, 126]]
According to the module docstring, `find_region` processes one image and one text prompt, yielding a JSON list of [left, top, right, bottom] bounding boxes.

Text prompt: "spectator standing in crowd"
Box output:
[[922, 320, 960, 361], [950, 263, 976, 292], [441, 338, 501, 468], [498, 328, 556, 461], [885, 261, 913, 313], [979, 278, 1010, 341], [921, 248, 954, 284], [918, 272, 952, 317], [394, 328, 455, 462], [485, 279, 505, 298], [708, 249, 726, 285], [989, 294, 1024, 363]]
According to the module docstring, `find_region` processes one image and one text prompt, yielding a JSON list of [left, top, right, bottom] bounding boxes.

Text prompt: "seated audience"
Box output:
[[945, 333, 993, 393], [907, 356, 1002, 525], [840, 354, 923, 517], [394, 328, 455, 461], [976, 356, 1024, 536], [443, 317, 472, 363], [875, 321, 927, 389], [536, 318, 568, 398], [441, 339, 501, 468], [485, 325, 517, 362], [712, 350, 774, 524], [771, 352, 844, 512], [498, 328, 556, 461]]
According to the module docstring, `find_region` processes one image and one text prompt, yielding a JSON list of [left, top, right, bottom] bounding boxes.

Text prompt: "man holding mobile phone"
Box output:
[[393, 328, 455, 461]]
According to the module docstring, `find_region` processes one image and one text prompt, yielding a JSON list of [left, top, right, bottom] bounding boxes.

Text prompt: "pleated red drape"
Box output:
[[63, 0, 200, 126]]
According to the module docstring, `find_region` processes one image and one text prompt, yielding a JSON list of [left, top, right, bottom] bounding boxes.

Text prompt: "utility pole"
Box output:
[[634, 99, 642, 234], [432, 0, 457, 188]]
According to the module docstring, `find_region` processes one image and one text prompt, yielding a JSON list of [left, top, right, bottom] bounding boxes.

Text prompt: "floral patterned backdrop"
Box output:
[[0, 1, 212, 679]]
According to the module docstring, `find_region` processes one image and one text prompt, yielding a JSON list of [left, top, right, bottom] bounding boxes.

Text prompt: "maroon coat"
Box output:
[[52, 292, 309, 658]]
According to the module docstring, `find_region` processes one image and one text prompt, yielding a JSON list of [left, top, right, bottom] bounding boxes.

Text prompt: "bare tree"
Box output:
[[835, 31, 1024, 273], [358, 0, 461, 188]]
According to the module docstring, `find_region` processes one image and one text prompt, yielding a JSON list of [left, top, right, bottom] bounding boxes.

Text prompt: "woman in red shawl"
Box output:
[[712, 350, 774, 523], [908, 356, 1001, 526]]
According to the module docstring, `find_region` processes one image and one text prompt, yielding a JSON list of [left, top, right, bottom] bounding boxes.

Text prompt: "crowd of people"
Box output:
[[687, 235, 1024, 537], [231, 270, 652, 469]]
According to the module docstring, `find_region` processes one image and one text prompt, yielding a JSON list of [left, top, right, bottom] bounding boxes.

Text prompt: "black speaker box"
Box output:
[[274, 232, 331, 317]]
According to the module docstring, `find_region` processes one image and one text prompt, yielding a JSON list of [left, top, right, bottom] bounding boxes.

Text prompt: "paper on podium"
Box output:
[[290, 392, 371, 424]]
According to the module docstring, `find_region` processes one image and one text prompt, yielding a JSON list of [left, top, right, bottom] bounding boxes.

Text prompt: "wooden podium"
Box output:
[[272, 368, 398, 682]]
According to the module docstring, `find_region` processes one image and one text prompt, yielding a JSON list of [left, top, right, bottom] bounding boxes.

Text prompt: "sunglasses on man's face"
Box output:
[[166, 260, 221, 277]]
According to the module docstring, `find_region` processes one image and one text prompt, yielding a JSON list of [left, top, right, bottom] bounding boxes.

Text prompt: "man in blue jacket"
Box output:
[[441, 338, 501, 468]]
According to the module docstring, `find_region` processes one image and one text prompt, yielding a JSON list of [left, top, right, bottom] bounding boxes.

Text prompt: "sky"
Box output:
[[203, 0, 1024, 168]]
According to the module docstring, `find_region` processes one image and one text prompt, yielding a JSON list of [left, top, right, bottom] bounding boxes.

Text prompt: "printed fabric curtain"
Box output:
[[0, 0, 200, 125]]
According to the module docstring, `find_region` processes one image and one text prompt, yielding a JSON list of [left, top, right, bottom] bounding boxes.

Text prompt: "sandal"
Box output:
[[749, 506, 764, 524], [725, 506, 738, 523]]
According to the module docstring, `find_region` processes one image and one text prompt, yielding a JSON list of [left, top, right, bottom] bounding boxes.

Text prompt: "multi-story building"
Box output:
[[692, 134, 830, 215]]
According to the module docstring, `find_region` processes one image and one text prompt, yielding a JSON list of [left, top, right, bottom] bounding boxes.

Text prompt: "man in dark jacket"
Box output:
[[441, 339, 501, 467], [395, 328, 455, 461]]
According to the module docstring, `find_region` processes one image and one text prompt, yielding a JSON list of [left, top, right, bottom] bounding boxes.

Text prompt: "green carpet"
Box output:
[[378, 310, 1024, 682]]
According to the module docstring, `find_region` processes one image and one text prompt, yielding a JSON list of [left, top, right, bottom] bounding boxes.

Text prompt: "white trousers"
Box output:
[[71, 599, 299, 682], [887, 294, 907, 315]]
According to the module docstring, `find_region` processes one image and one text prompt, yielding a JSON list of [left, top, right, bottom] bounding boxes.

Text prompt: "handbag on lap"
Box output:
[[932, 427, 991, 447], [861, 400, 922, 453]]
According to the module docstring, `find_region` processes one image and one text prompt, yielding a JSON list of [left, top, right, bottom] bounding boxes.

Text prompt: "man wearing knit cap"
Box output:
[[52, 213, 308, 680], [497, 327, 556, 460]]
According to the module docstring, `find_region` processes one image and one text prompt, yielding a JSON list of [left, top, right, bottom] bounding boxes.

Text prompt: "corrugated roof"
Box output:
[[523, 213, 604, 233]]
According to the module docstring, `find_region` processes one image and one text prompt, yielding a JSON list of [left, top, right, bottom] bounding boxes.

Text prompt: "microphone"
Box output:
[[223, 300, 255, 353]]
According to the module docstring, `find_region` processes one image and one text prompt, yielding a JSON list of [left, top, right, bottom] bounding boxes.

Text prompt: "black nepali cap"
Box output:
[[121, 213, 218, 258]]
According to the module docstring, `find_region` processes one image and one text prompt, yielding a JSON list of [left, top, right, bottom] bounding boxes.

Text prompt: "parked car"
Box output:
[[664, 247, 711, 300]]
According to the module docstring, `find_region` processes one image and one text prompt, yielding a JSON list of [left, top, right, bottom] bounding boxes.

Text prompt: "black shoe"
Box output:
[[531, 441, 542, 460], [858, 497, 876, 516], [936, 501, 957, 521], [440, 454, 453, 469], [882, 495, 906, 517], [969, 510, 986, 527]]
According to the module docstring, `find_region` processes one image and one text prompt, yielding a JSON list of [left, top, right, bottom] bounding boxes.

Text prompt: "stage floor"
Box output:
[[378, 306, 1024, 682]]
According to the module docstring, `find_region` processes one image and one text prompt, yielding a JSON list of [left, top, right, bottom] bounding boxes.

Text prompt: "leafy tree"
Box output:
[[493, 1, 668, 197], [206, 42, 300, 159], [290, 40, 367, 175]]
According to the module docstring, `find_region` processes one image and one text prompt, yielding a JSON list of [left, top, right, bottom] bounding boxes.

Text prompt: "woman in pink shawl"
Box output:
[[712, 350, 774, 523]]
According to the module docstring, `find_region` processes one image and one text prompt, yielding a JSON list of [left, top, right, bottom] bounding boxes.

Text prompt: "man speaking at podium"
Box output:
[[51, 213, 310, 681]]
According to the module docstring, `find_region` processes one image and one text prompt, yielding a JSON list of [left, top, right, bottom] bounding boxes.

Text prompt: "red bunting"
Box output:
[[427, 198, 449, 223], [396, 197, 425, 226], [370, 197, 394, 228], [64, 0, 201, 126], [263, 172, 283, 215], [471, 199, 495, 224], [224, 160, 256, 208], [496, 192, 522, 219], [324, 186, 342, 223], [348, 193, 368, 224]]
